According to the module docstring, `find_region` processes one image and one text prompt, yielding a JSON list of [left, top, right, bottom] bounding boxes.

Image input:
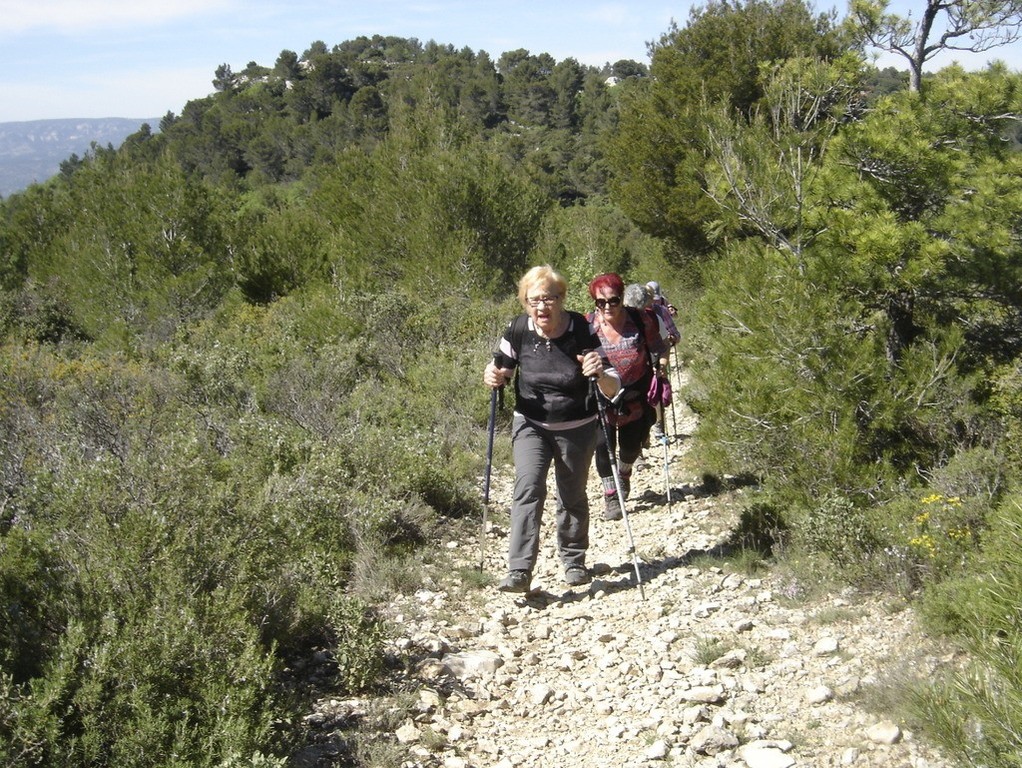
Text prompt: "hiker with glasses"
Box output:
[[483, 265, 621, 594], [588, 274, 668, 521]]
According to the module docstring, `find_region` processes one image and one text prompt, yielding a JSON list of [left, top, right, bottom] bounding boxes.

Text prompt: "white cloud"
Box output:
[[0, 0, 236, 34]]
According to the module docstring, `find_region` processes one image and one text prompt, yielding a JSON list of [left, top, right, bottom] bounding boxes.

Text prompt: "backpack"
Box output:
[[504, 311, 598, 413]]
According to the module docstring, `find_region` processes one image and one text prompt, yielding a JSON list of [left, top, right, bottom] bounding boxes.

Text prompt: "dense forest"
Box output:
[[2, 0, 1022, 765]]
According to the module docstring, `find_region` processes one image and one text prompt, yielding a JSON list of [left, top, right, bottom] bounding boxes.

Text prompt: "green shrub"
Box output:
[[929, 445, 1010, 504], [991, 361, 1022, 476], [0, 592, 281, 768], [686, 241, 890, 501], [725, 501, 788, 557], [0, 529, 70, 684], [867, 491, 985, 590], [329, 596, 387, 693], [790, 494, 880, 568], [910, 496, 1022, 764], [0, 669, 57, 766]]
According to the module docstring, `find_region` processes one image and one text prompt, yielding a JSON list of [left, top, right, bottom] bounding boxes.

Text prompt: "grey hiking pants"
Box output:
[[507, 412, 598, 574]]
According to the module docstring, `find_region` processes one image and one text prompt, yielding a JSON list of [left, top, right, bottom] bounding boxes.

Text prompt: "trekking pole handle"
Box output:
[[485, 359, 512, 389], [579, 348, 604, 379]]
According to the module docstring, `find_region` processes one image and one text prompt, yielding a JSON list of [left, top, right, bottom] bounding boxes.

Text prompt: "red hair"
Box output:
[[588, 273, 625, 300]]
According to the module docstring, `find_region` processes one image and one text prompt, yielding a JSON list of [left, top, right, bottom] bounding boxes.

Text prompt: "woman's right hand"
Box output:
[[484, 361, 513, 389]]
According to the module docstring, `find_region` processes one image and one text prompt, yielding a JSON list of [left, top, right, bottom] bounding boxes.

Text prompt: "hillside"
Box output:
[[0, 117, 158, 197], [2, 21, 1021, 767]]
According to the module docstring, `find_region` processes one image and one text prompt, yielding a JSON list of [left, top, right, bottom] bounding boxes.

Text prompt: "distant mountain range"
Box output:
[[0, 118, 159, 198]]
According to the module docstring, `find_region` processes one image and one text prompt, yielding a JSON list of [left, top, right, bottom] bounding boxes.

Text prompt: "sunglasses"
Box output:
[[595, 296, 622, 309]]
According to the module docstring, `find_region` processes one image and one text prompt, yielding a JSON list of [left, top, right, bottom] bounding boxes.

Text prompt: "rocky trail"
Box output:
[[299, 379, 959, 768]]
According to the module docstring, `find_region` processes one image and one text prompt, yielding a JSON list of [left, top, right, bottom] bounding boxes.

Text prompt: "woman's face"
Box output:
[[524, 281, 564, 331], [594, 284, 623, 323]]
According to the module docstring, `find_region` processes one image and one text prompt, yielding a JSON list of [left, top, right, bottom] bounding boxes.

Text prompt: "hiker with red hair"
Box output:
[[587, 273, 668, 520]]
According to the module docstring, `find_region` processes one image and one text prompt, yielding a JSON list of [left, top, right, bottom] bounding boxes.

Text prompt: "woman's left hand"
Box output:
[[578, 350, 604, 379]]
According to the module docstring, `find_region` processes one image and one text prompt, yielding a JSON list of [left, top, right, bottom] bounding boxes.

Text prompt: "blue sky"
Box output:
[[2, 0, 1021, 123]]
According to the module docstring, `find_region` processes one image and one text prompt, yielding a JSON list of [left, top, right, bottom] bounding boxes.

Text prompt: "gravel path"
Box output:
[[297, 375, 959, 768]]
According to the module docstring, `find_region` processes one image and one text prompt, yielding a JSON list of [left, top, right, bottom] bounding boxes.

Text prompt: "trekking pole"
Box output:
[[670, 386, 679, 438], [667, 358, 679, 439], [661, 419, 673, 515], [591, 379, 646, 601], [651, 356, 674, 513], [479, 386, 499, 572]]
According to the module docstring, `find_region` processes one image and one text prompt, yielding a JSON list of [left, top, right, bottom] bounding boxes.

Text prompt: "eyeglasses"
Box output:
[[595, 296, 622, 309], [526, 295, 561, 308]]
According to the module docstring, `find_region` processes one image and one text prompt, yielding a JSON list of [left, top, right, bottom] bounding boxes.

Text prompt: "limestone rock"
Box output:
[[440, 650, 504, 678], [814, 637, 840, 656], [645, 739, 670, 760], [806, 685, 835, 704], [689, 724, 739, 755], [738, 742, 796, 768], [395, 721, 420, 744], [866, 720, 903, 744]]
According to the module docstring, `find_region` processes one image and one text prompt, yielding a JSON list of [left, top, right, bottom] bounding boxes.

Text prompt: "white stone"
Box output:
[[419, 689, 442, 708], [395, 721, 420, 744], [440, 650, 504, 678], [693, 602, 722, 617], [682, 705, 710, 724], [689, 724, 739, 755], [866, 720, 902, 744], [814, 636, 840, 656], [645, 739, 670, 759], [680, 685, 726, 704], [738, 744, 796, 768], [748, 739, 793, 752], [710, 649, 747, 669], [806, 685, 835, 704], [530, 683, 553, 705]]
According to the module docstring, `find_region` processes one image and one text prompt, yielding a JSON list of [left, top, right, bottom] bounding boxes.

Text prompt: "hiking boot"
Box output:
[[564, 565, 591, 586], [497, 569, 531, 593], [603, 492, 623, 521], [619, 472, 631, 500]]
